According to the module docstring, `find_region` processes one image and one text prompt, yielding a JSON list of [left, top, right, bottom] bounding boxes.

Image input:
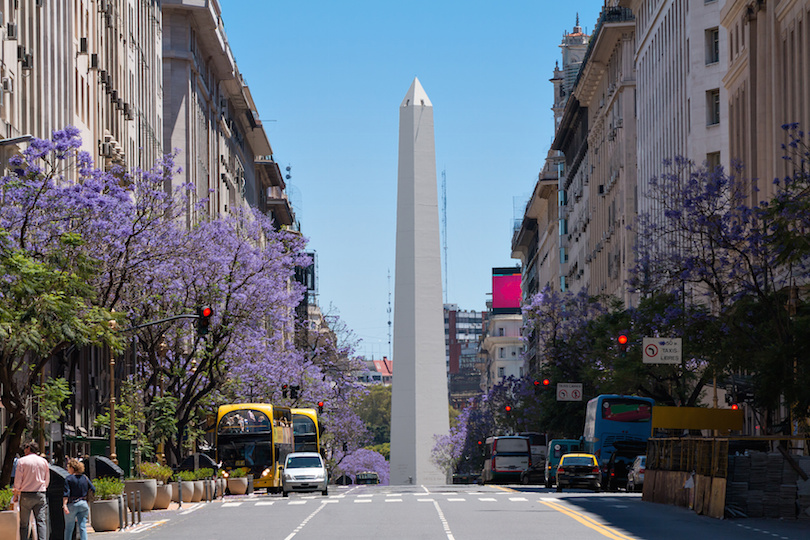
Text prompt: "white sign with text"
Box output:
[[557, 383, 583, 401], [642, 337, 682, 364]]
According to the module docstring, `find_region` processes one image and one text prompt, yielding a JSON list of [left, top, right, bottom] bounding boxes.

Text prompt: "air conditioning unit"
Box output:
[[2, 77, 12, 93], [100, 143, 113, 157], [6, 22, 17, 40], [79, 37, 88, 54], [90, 53, 99, 69], [21, 53, 33, 70]]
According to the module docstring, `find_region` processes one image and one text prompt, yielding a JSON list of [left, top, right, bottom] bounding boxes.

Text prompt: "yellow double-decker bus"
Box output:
[[291, 408, 320, 454], [216, 403, 293, 492]]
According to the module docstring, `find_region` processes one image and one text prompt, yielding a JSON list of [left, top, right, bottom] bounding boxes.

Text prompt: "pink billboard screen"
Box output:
[[492, 272, 521, 310]]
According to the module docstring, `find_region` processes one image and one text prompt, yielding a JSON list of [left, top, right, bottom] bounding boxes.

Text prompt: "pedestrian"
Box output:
[[12, 440, 50, 540], [63, 458, 95, 540]]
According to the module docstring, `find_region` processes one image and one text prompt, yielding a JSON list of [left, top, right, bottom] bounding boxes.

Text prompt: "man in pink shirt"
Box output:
[[13, 440, 50, 540]]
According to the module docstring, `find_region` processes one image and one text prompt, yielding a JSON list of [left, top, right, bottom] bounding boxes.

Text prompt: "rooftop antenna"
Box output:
[[441, 169, 448, 303]]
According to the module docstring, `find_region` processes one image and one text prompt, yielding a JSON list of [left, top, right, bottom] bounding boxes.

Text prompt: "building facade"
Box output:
[[479, 312, 524, 393], [444, 304, 484, 406]]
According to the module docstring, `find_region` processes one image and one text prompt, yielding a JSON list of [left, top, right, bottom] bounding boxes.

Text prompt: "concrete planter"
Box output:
[[124, 478, 157, 511], [0, 510, 19, 540], [153, 483, 172, 510], [191, 480, 204, 502], [227, 477, 248, 495], [170, 481, 194, 503], [90, 499, 120, 532]]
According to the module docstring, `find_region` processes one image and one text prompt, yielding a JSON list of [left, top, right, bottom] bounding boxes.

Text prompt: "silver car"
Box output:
[[282, 452, 328, 497]]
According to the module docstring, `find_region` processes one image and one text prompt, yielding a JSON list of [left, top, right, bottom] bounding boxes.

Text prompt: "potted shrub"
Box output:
[[173, 471, 195, 503], [197, 468, 215, 500], [226, 468, 249, 495], [124, 475, 157, 512], [91, 477, 124, 532], [0, 487, 18, 540], [140, 462, 173, 509]]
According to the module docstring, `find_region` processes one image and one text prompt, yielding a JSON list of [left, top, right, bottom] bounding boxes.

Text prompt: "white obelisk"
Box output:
[[390, 77, 450, 485]]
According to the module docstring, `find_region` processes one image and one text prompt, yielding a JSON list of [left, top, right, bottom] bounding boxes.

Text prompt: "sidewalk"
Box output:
[[87, 498, 228, 536]]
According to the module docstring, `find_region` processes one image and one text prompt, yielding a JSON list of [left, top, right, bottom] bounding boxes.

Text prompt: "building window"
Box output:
[[705, 28, 719, 64], [706, 152, 721, 171], [560, 246, 567, 263], [560, 276, 567, 291], [706, 89, 720, 125], [498, 367, 505, 378], [559, 218, 568, 236], [499, 347, 505, 358], [498, 327, 505, 337]]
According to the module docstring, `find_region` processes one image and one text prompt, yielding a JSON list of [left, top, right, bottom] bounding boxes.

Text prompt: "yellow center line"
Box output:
[[539, 499, 637, 540]]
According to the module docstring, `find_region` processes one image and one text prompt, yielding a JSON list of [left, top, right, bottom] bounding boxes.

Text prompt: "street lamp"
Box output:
[[108, 318, 120, 464]]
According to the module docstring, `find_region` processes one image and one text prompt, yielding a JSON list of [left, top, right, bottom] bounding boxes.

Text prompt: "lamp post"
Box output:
[[108, 318, 120, 464]]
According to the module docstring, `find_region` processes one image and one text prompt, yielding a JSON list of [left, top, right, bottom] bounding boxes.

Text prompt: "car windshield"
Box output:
[[562, 456, 594, 467], [286, 456, 322, 468]]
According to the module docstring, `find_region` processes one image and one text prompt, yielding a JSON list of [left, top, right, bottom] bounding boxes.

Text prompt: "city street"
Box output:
[[88, 485, 809, 540]]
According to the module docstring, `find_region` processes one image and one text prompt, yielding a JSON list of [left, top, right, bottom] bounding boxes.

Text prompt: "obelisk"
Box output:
[[390, 77, 450, 485]]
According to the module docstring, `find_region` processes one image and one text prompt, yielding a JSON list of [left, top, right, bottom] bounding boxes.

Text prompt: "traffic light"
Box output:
[[504, 405, 512, 414], [730, 403, 740, 410], [534, 378, 551, 394], [196, 306, 212, 335], [618, 334, 629, 356], [290, 385, 299, 399], [317, 401, 324, 414], [282, 384, 289, 398]]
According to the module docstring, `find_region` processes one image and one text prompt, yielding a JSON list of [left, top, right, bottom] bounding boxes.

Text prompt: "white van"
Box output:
[[481, 436, 531, 484]]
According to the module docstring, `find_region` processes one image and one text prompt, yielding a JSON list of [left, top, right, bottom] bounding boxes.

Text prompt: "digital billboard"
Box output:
[[492, 267, 521, 314]]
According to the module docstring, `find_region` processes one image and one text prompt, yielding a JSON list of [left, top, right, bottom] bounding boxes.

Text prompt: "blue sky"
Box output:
[[218, 1, 606, 360]]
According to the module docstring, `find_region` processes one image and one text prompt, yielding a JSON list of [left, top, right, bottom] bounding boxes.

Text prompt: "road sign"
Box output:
[[642, 337, 682, 364], [557, 383, 583, 402]]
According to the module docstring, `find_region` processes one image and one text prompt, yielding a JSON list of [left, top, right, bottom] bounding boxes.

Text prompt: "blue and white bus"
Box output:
[[582, 394, 654, 465]]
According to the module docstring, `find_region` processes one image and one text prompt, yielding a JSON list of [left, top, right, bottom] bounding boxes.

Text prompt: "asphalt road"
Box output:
[[88, 484, 810, 540]]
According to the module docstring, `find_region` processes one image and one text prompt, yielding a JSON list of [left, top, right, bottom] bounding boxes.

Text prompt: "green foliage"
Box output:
[[33, 377, 71, 425], [94, 377, 151, 457], [196, 468, 214, 480], [0, 487, 13, 511], [93, 477, 124, 500], [355, 384, 391, 446], [226, 468, 246, 478], [176, 470, 197, 482], [146, 395, 178, 448], [139, 462, 173, 483], [365, 443, 390, 460]]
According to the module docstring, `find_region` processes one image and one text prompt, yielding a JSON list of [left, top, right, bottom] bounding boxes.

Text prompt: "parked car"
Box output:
[[626, 455, 646, 492], [544, 439, 581, 488], [555, 453, 601, 492], [282, 452, 328, 497]]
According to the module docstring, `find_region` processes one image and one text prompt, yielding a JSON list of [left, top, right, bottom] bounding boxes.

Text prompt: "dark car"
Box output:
[[555, 453, 601, 492], [520, 465, 546, 485], [606, 451, 635, 491]]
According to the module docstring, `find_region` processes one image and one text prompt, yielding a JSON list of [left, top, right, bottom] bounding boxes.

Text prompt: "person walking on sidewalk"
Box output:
[[63, 458, 95, 540], [12, 440, 50, 540]]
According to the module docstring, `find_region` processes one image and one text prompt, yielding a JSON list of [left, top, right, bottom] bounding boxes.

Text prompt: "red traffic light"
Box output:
[[201, 306, 212, 318], [196, 306, 213, 335], [731, 403, 739, 410], [317, 401, 324, 414], [618, 335, 628, 345], [542, 378, 550, 386], [504, 405, 512, 413]]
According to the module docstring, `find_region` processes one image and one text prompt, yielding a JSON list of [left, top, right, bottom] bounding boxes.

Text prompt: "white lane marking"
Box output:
[[447, 498, 466, 502], [357, 494, 374, 498], [222, 502, 243, 507], [283, 501, 329, 540], [354, 499, 372, 503], [432, 500, 456, 540], [288, 500, 307, 505], [124, 520, 167, 533], [179, 503, 204, 515], [478, 497, 497, 502], [255, 501, 274, 506], [509, 497, 528, 502], [385, 499, 403, 503]]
